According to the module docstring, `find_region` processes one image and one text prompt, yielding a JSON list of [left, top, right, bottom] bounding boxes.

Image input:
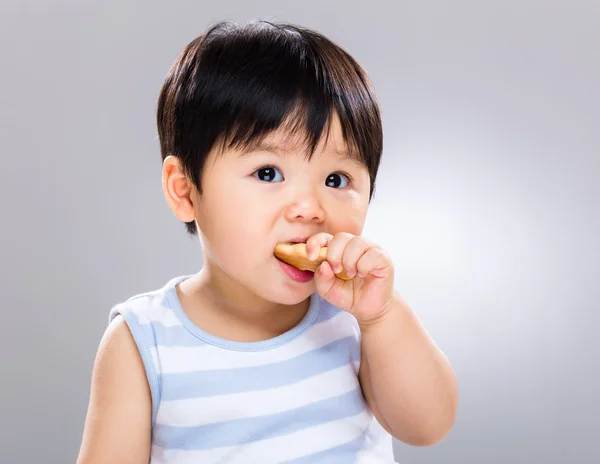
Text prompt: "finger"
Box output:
[[314, 259, 337, 297], [356, 247, 392, 278], [341, 236, 373, 277], [325, 232, 355, 275], [305, 232, 333, 261], [315, 259, 352, 308]]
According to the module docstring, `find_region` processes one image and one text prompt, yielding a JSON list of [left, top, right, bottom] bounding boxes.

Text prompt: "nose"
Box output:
[[285, 189, 325, 224]]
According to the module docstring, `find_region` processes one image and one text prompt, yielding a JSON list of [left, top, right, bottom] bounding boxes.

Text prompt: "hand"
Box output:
[[306, 232, 395, 324]]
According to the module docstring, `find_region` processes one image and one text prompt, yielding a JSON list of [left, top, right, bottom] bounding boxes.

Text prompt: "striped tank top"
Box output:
[[109, 275, 397, 463]]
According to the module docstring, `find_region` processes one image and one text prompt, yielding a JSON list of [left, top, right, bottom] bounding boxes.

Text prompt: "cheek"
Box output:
[[197, 183, 272, 260], [327, 193, 369, 236], [335, 216, 365, 237]]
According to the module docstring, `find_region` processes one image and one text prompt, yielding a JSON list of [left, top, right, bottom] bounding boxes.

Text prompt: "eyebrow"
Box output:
[[237, 141, 359, 162], [237, 142, 290, 156]]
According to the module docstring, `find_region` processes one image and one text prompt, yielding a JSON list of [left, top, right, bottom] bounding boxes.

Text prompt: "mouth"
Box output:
[[274, 237, 314, 283], [283, 237, 310, 245], [275, 254, 315, 283]]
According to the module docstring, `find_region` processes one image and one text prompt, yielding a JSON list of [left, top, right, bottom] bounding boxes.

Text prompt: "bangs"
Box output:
[[163, 21, 381, 171], [217, 103, 358, 162]]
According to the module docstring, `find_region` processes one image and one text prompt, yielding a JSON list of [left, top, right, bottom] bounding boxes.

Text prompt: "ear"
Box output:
[[162, 155, 197, 224]]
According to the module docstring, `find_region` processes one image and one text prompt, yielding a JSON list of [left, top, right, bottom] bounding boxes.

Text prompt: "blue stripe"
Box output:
[[161, 335, 360, 400], [283, 431, 368, 463], [153, 388, 367, 450], [138, 305, 341, 348], [135, 302, 344, 349], [312, 300, 344, 324]]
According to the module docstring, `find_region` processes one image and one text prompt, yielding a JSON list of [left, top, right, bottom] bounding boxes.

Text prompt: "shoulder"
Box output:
[[95, 314, 146, 380], [108, 276, 187, 328], [103, 276, 189, 424], [77, 314, 152, 463]]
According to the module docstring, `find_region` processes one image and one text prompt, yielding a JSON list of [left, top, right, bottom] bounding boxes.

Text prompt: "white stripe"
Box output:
[[130, 300, 182, 327], [356, 421, 396, 463], [156, 364, 360, 426], [153, 311, 357, 374], [150, 409, 372, 464]]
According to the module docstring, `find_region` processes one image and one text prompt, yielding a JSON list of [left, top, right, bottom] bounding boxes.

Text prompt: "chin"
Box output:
[[256, 280, 315, 306], [277, 290, 314, 306], [224, 256, 316, 306]]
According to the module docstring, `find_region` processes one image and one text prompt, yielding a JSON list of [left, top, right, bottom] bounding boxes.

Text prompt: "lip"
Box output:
[[274, 236, 314, 283], [276, 257, 315, 283], [283, 236, 310, 244]]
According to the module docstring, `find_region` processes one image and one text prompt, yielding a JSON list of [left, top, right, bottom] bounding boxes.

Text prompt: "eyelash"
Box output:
[[252, 165, 353, 187], [333, 171, 353, 185]]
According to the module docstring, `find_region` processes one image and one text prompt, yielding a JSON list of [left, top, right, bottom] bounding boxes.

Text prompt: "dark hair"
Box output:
[[157, 20, 383, 236]]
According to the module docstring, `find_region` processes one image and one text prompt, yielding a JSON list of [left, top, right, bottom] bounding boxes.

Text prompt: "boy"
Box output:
[[78, 20, 458, 463]]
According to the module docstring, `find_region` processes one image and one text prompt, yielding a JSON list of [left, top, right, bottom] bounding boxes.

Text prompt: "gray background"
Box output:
[[1, 0, 598, 463]]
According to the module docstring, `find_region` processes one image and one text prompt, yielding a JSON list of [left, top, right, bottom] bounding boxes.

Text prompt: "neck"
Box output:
[[179, 258, 310, 340]]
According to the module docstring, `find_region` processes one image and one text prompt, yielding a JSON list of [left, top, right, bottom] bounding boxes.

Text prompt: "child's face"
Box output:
[[194, 116, 371, 305]]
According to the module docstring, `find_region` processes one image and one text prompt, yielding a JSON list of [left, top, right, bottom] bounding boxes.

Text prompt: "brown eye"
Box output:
[[325, 173, 350, 188], [254, 166, 283, 182]]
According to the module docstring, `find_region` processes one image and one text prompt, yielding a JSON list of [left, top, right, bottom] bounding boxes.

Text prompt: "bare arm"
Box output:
[[77, 315, 152, 463], [358, 293, 458, 446]]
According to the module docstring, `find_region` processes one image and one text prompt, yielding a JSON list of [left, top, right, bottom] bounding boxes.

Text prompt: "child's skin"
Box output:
[[164, 114, 459, 445], [78, 114, 458, 462]]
